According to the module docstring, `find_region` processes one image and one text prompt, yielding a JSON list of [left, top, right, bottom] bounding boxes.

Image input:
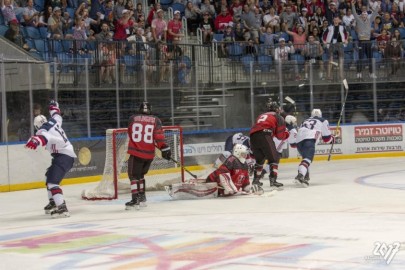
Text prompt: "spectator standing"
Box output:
[[385, 36, 403, 76], [214, 7, 233, 33], [47, 7, 65, 39], [185, 1, 201, 35], [151, 8, 167, 42], [263, 6, 280, 32], [38, 5, 53, 27], [21, 0, 39, 26], [302, 34, 324, 79], [324, 1, 339, 25], [113, 0, 125, 21], [113, 9, 135, 40], [167, 10, 184, 44], [351, 0, 379, 79], [280, 4, 299, 30], [200, 0, 215, 18], [95, 21, 113, 41], [322, 16, 348, 81], [147, 2, 161, 27], [1, 0, 18, 25]]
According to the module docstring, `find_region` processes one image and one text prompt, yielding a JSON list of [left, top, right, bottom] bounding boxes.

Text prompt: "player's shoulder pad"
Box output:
[[312, 116, 326, 122], [40, 119, 56, 131]]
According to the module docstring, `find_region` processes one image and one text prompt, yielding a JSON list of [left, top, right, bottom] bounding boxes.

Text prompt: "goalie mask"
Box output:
[[233, 144, 249, 164], [139, 101, 152, 115], [311, 109, 322, 118], [34, 115, 47, 130], [266, 98, 280, 112]]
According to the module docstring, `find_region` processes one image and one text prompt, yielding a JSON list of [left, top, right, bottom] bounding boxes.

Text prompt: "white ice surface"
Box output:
[[0, 157, 405, 270]]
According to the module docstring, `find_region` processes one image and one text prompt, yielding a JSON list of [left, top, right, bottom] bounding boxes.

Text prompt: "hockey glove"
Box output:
[[251, 184, 264, 195], [25, 136, 46, 150], [49, 100, 60, 116], [161, 147, 172, 161]]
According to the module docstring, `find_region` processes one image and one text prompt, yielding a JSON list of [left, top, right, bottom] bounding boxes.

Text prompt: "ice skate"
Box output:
[[304, 172, 310, 181], [139, 192, 147, 207], [44, 199, 56, 214], [50, 203, 70, 218], [294, 173, 309, 187], [252, 171, 264, 186], [269, 174, 283, 190], [125, 193, 140, 210]]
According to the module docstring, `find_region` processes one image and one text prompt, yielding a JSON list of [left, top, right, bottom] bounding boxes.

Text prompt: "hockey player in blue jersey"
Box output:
[[25, 100, 77, 218], [293, 109, 336, 187]]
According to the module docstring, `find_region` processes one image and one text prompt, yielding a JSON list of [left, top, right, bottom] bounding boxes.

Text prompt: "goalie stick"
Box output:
[[328, 79, 349, 161], [170, 157, 198, 179], [155, 146, 198, 179]]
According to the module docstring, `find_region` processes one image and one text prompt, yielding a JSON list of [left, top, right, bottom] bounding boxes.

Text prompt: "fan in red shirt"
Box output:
[[250, 98, 289, 189], [126, 101, 171, 210]]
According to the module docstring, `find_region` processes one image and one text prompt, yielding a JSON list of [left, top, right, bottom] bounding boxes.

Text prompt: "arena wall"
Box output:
[[1, 123, 405, 192]]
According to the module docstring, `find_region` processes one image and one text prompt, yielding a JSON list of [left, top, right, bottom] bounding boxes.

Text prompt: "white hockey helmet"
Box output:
[[285, 115, 297, 125], [311, 109, 322, 118], [34, 115, 47, 130], [233, 144, 249, 164]]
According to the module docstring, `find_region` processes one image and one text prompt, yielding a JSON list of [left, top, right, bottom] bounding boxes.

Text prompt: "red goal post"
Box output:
[[82, 126, 185, 200]]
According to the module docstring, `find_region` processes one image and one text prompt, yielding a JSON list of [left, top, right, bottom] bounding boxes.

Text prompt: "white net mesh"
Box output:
[[82, 127, 184, 200]]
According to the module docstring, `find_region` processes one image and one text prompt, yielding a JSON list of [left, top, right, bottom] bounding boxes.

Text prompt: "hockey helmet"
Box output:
[[285, 115, 297, 125], [34, 115, 47, 130], [266, 98, 280, 112], [311, 109, 322, 118], [139, 101, 152, 115], [233, 144, 249, 164]]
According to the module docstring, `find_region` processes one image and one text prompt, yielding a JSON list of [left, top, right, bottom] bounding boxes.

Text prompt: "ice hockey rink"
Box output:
[[0, 156, 404, 270]]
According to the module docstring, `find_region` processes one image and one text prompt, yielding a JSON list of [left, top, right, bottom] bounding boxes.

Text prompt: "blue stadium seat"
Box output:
[[0, 25, 8, 36], [171, 3, 185, 16], [227, 43, 243, 61], [33, 39, 48, 52], [213, 33, 223, 42], [51, 40, 64, 53], [38, 27, 49, 39], [160, 0, 173, 10], [56, 52, 73, 73], [257, 55, 272, 72], [398, 28, 405, 39], [241, 55, 254, 73], [25, 26, 41, 39], [0, 12, 4, 25], [124, 55, 136, 73], [290, 53, 305, 65], [34, 0, 45, 12]]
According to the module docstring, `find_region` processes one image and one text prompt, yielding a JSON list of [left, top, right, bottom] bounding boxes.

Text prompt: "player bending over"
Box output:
[[250, 98, 290, 190], [293, 109, 336, 187], [126, 101, 171, 210], [25, 100, 77, 218], [213, 132, 255, 174], [206, 144, 263, 196]]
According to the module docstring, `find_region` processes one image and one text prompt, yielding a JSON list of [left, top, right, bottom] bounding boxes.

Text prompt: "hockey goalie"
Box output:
[[166, 144, 263, 199]]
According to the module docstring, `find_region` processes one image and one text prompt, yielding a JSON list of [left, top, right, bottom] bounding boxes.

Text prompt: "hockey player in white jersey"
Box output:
[[25, 100, 77, 218], [213, 133, 255, 173], [293, 109, 335, 187]]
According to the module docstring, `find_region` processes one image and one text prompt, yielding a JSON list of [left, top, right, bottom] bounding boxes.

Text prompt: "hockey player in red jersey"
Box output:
[[250, 98, 290, 190], [126, 101, 171, 210], [25, 100, 77, 218], [206, 144, 263, 196]]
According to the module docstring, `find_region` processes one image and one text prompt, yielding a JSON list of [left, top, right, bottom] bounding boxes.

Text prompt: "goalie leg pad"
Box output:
[[219, 173, 238, 195], [166, 182, 218, 200]]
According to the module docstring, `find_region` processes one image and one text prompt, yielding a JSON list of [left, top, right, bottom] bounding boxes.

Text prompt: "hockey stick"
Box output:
[[285, 96, 298, 117], [154, 146, 198, 179], [328, 79, 349, 161], [170, 157, 198, 179]]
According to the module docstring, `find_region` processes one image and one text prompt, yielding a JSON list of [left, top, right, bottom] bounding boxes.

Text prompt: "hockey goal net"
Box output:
[[82, 126, 185, 200]]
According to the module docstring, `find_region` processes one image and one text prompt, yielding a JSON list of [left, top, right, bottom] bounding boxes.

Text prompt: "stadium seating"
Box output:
[[257, 55, 272, 72], [0, 25, 8, 36], [241, 55, 254, 73]]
